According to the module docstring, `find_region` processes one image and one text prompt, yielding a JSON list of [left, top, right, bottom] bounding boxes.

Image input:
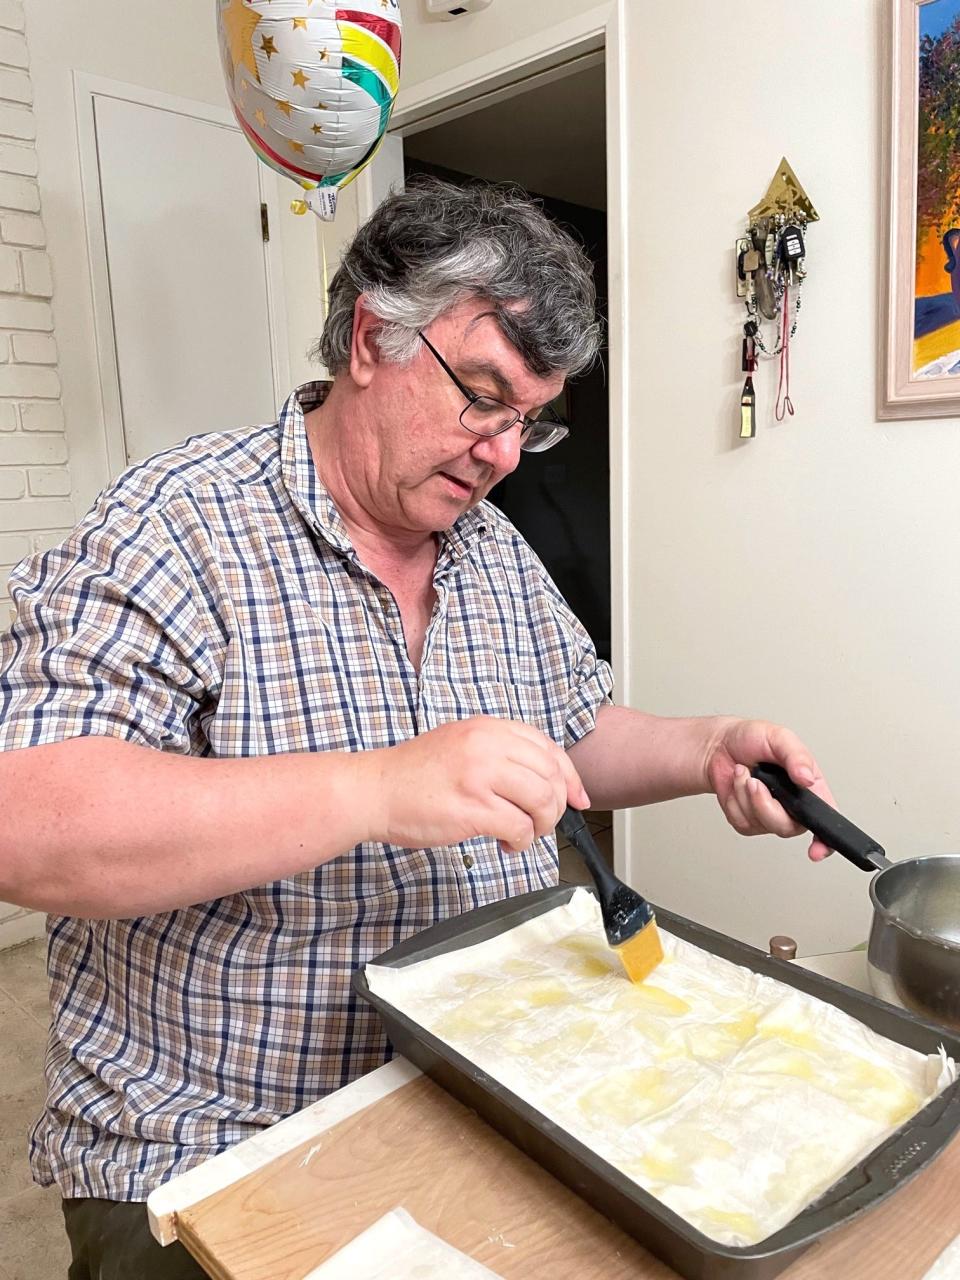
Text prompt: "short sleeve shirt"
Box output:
[[0, 382, 614, 1200]]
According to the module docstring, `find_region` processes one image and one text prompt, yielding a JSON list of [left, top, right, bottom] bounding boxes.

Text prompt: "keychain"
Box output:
[[739, 319, 757, 438], [737, 218, 808, 428], [741, 319, 758, 375], [734, 159, 818, 438], [740, 374, 757, 439], [779, 223, 805, 287]]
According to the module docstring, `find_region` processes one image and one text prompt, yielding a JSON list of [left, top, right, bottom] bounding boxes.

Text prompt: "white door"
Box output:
[[91, 92, 286, 464]]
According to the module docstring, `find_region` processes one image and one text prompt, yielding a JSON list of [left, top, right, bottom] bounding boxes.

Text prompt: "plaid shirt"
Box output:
[[0, 382, 613, 1201]]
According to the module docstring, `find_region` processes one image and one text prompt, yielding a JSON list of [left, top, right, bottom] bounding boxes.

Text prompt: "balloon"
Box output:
[[217, 0, 402, 220]]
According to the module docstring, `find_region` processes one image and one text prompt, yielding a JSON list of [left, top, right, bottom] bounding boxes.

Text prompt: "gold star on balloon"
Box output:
[[276, 99, 292, 116], [311, 122, 323, 133], [220, 0, 262, 83], [255, 108, 267, 127], [290, 140, 305, 154], [292, 17, 308, 29], [260, 35, 277, 59], [318, 46, 329, 61], [315, 100, 328, 109], [292, 68, 309, 88]]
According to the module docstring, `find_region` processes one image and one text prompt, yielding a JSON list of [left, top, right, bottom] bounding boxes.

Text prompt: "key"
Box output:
[[742, 235, 757, 294], [738, 248, 759, 305], [741, 324, 757, 373], [780, 224, 805, 268], [779, 224, 805, 287], [740, 376, 756, 439], [754, 263, 778, 319]]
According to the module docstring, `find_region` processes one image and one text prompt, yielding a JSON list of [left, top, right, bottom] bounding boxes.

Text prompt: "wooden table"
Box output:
[[148, 1054, 960, 1280]]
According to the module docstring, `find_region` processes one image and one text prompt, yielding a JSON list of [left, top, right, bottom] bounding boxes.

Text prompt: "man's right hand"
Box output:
[[368, 716, 590, 854]]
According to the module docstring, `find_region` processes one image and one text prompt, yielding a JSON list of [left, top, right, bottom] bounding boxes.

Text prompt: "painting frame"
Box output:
[[879, 0, 960, 419]]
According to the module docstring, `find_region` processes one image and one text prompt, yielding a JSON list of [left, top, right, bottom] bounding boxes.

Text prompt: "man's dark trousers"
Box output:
[[62, 1199, 208, 1279]]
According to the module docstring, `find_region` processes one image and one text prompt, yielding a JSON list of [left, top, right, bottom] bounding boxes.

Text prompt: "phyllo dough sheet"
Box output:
[[366, 889, 956, 1247]]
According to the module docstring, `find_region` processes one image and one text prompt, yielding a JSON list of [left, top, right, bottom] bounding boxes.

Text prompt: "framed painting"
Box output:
[[880, 0, 960, 418]]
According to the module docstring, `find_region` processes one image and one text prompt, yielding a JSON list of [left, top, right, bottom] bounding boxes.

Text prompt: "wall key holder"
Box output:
[[735, 157, 819, 436]]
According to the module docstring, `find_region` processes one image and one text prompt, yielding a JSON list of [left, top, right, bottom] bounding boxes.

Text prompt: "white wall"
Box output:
[[399, 0, 591, 87], [22, 0, 323, 517], [394, 0, 960, 955], [619, 0, 960, 956], [0, 0, 71, 630]]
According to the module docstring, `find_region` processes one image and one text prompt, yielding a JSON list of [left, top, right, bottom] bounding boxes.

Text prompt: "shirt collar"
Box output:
[[279, 381, 488, 567], [279, 381, 354, 556]]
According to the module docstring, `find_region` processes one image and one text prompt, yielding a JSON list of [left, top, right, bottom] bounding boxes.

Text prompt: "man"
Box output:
[[0, 179, 833, 1277]]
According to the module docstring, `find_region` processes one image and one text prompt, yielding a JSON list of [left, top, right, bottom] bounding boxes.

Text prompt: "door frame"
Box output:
[[73, 72, 292, 479], [358, 1, 635, 876]]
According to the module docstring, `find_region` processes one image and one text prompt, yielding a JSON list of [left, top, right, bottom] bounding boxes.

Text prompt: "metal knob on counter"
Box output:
[[769, 935, 798, 961]]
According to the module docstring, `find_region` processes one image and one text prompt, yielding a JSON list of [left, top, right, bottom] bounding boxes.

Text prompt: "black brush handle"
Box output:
[[558, 807, 621, 900], [750, 763, 890, 873]]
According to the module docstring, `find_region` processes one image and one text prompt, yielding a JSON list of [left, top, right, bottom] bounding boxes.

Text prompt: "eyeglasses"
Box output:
[[418, 331, 569, 454]]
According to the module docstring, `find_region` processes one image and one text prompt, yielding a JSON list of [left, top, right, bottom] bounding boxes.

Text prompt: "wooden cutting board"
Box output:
[[172, 1073, 960, 1280]]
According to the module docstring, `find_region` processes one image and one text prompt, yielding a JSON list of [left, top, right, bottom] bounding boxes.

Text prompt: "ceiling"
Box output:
[[402, 63, 606, 212]]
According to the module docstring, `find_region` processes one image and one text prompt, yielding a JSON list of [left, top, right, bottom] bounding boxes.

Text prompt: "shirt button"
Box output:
[[462, 854, 474, 870]]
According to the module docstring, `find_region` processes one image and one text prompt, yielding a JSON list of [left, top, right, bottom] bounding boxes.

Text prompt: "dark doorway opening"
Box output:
[[402, 65, 610, 662]]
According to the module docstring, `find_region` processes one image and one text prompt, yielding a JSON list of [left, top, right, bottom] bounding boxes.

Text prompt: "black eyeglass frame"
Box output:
[[417, 330, 570, 453]]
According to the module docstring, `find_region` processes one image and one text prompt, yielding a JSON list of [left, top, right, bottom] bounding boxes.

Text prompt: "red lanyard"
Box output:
[[775, 285, 795, 421]]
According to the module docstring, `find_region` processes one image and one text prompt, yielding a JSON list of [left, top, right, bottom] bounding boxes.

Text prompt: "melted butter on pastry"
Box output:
[[365, 890, 954, 1249]]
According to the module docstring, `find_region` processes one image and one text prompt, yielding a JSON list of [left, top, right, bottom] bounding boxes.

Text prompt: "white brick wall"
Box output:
[[0, 0, 70, 623], [0, 0, 70, 948]]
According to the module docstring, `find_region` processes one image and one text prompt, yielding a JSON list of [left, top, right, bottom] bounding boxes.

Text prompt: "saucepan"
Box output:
[[752, 764, 960, 1031]]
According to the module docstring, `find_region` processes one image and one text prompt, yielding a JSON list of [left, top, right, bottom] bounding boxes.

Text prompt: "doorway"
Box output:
[[403, 62, 611, 665]]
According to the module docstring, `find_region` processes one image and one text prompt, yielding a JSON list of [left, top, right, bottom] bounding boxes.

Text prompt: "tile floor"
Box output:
[[0, 937, 68, 1280], [0, 812, 613, 1279], [557, 808, 614, 886]]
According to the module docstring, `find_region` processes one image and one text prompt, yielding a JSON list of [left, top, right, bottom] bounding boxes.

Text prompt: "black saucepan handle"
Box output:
[[750, 763, 891, 873]]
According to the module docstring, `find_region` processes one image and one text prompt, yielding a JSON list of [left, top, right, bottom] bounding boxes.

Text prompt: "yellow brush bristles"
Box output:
[[615, 918, 665, 985]]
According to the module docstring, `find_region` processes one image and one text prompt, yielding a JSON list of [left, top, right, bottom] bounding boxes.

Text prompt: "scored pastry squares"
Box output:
[[365, 890, 955, 1247]]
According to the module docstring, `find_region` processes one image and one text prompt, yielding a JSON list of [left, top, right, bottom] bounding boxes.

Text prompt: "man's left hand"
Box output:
[[704, 719, 836, 861]]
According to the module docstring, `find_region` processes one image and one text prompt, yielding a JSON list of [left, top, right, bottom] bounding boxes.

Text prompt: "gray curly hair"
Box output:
[[312, 177, 602, 379]]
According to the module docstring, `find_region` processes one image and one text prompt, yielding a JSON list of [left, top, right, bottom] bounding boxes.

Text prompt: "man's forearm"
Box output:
[[567, 705, 736, 810], [0, 736, 379, 919]]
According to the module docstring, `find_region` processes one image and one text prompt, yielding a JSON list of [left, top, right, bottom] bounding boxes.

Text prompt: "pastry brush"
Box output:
[[557, 807, 664, 984]]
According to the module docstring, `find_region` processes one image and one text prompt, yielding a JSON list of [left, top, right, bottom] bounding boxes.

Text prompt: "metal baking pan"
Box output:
[[353, 885, 960, 1280]]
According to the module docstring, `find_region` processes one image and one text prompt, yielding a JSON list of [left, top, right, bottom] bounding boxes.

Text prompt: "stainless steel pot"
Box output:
[[752, 764, 960, 1030]]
